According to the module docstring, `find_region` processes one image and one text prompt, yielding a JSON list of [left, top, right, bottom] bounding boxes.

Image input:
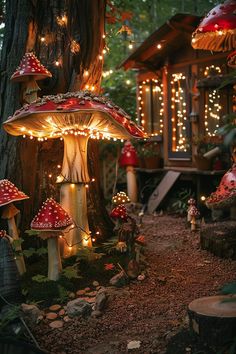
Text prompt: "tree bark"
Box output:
[[0, 0, 113, 249]]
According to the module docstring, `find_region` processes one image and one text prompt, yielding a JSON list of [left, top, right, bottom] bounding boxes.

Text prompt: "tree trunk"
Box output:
[[0, 0, 113, 249]]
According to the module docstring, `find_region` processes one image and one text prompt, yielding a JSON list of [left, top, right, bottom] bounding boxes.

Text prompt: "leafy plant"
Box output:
[[168, 188, 195, 215]]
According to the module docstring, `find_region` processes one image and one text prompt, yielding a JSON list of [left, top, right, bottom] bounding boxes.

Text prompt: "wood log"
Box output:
[[188, 295, 236, 346], [200, 221, 236, 259]]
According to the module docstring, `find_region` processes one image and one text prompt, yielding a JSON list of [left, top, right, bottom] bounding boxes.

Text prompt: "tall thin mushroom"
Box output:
[[3, 91, 146, 257], [31, 198, 73, 281], [0, 179, 29, 275]]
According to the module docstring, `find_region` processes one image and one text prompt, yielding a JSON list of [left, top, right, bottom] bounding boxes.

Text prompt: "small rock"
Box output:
[[91, 310, 102, 318], [86, 291, 97, 297], [21, 303, 42, 325], [76, 289, 86, 296], [63, 316, 71, 322], [66, 299, 92, 318], [49, 304, 61, 312], [110, 271, 128, 287], [137, 274, 146, 281], [58, 309, 65, 316], [127, 340, 141, 350], [49, 320, 64, 329], [68, 292, 76, 299], [46, 312, 58, 320], [95, 290, 107, 311], [93, 281, 99, 287], [127, 260, 140, 279], [96, 286, 101, 291]]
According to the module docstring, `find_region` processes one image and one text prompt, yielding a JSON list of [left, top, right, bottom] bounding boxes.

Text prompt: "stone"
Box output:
[[137, 274, 146, 281], [49, 304, 61, 312], [76, 289, 86, 296], [46, 312, 58, 320], [95, 290, 107, 311], [127, 260, 140, 279], [58, 309, 65, 316], [68, 292, 76, 299], [92, 281, 99, 287], [127, 340, 141, 350], [91, 310, 102, 318], [49, 320, 64, 329], [21, 303, 42, 324], [63, 315, 71, 322], [66, 299, 92, 318], [86, 291, 97, 297], [110, 271, 128, 287]]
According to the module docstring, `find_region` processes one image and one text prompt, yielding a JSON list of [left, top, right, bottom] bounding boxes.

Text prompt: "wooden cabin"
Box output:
[[120, 13, 235, 170], [119, 13, 236, 211]]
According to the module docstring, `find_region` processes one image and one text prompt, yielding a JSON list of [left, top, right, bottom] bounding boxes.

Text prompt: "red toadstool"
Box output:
[[191, 0, 236, 52], [11, 52, 52, 104], [3, 91, 146, 257], [110, 204, 128, 222], [0, 179, 29, 275], [119, 140, 139, 202], [31, 198, 73, 281]]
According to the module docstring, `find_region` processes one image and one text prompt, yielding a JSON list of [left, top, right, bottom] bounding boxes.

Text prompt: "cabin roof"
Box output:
[[120, 13, 201, 71]]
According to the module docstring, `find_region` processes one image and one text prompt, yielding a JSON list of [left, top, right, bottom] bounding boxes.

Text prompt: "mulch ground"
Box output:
[[34, 214, 236, 354]]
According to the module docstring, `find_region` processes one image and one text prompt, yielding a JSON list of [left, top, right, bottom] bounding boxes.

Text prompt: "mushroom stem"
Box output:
[[191, 216, 196, 231], [59, 134, 92, 256], [6, 216, 26, 275], [22, 78, 40, 104], [47, 237, 62, 281], [126, 166, 138, 203], [60, 183, 91, 257]]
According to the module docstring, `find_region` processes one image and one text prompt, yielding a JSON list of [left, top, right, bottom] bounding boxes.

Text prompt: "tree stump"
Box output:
[[200, 221, 236, 259], [188, 295, 236, 346]]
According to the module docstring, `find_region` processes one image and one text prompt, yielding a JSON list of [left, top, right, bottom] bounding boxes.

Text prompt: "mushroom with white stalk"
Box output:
[[11, 52, 52, 104], [119, 140, 139, 203], [110, 204, 129, 252], [30, 198, 74, 281], [187, 198, 196, 223], [189, 205, 200, 231], [3, 91, 146, 258], [0, 179, 29, 275]]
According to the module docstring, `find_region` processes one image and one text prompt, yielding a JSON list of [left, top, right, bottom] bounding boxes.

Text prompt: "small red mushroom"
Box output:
[[31, 198, 73, 281], [11, 52, 52, 103], [119, 140, 139, 203], [110, 204, 128, 221], [191, 0, 236, 52], [206, 164, 236, 212], [0, 179, 29, 275]]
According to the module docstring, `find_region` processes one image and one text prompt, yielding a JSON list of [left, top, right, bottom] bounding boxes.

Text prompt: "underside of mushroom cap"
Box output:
[[4, 91, 146, 140], [206, 164, 236, 210], [191, 0, 236, 52]]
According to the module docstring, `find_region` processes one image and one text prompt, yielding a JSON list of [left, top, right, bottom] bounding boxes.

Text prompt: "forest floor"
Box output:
[[34, 214, 236, 354]]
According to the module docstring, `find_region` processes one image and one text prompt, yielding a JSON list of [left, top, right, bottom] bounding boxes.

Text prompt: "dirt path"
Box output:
[[35, 215, 236, 354]]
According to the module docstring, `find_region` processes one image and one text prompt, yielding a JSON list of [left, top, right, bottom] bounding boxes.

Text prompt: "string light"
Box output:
[[170, 73, 188, 152], [138, 78, 164, 136]]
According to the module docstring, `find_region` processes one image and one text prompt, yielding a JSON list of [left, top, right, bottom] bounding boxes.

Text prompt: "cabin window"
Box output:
[[204, 88, 221, 136], [138, 78, 164, 136], [168, 72, 191, 157]]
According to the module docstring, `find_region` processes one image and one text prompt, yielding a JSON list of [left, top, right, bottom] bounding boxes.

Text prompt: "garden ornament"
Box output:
[[0, 180, 29, 275], [187, 198, 196, 223], [189, 205, 200, 231], [31, 198, 73, 281], [3, 90, 146, 257], [112, 191, 130, 206], [11, 52, 52, 103], [191, 0, 236, 52], [119, 140, 139, 203]]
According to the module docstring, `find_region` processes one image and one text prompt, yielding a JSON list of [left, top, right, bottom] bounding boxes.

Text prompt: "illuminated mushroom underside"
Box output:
[[4, 91, 145, 257]]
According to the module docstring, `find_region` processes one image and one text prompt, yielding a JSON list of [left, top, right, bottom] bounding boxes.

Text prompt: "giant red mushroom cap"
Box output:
[[206, 164, 236, 209], [31, 198, 73, 232], [119, 140, 138, 167], [110, 204, 128, 221], [191, 0, 236, 52], [0, 179, 29, 207], [3, 91, 146, 140], [11, 52, 52, 82]]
